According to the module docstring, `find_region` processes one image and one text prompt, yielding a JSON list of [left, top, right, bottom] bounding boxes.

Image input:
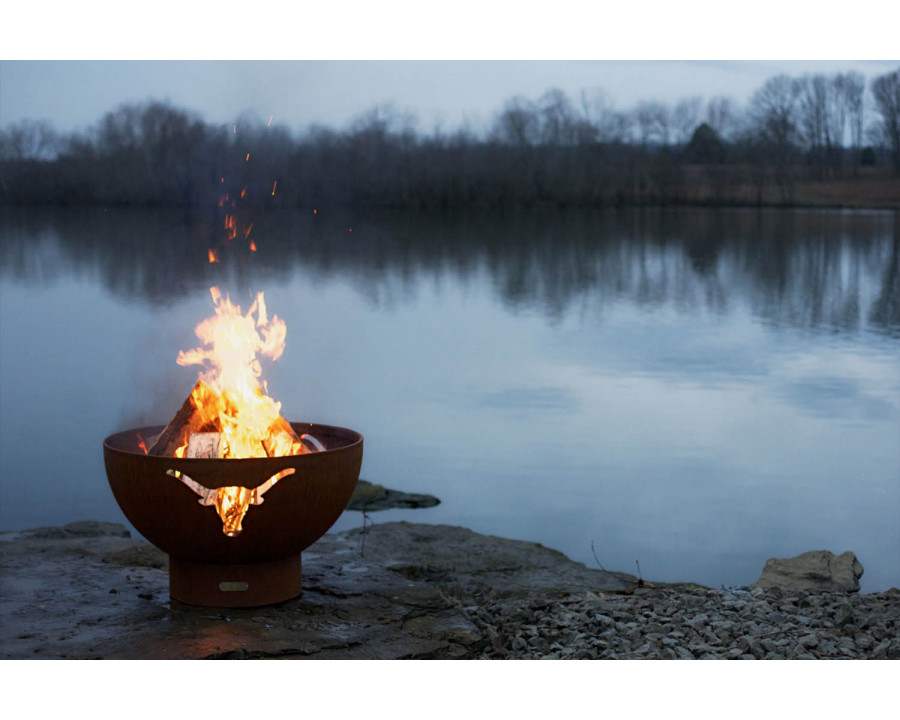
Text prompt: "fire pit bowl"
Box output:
[[103, 422, 362, 607]]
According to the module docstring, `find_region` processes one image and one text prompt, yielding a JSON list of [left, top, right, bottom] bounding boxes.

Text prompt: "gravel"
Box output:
[[461, 585, 900, 659]]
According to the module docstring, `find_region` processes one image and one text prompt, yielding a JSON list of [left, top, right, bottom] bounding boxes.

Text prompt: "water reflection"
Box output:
[[1, 207, 897, 336]]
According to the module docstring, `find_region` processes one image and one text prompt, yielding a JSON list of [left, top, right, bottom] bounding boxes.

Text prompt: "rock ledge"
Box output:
[[1, 521, 896, 660]]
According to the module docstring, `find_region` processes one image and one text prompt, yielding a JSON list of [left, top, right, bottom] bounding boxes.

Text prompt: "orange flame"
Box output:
[[249, 240, 257, 252], [214, 486, 254, 536], [246, 153, 250, 162], [136, 433, 148, 454], [208, 249, 219, 263], [176, 287, 288, 458], [271, 181, 277, 196]]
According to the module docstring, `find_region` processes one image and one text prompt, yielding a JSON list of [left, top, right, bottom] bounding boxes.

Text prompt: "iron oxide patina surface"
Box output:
[[104, 423, 362, 606]]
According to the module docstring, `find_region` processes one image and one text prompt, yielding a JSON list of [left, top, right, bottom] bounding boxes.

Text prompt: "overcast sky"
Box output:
[[2, 3, 897, 137], [3, 60, 898, 137]]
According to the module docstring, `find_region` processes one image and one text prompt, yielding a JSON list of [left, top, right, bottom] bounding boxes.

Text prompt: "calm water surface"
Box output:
[[1, 206, 898, 591]]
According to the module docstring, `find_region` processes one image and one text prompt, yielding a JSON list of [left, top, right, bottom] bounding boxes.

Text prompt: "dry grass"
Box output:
[[792, 170, 900, 209], [678, 166, 900, 209]]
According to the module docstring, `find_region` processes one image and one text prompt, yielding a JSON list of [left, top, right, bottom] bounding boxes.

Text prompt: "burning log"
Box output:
[[263, 431, 301, 458], [186, 432, 224, 459], [147, 288, 314, 461], [147, 381, 218, 456], [147, 380, 307, 459], [263, 416, 306, 457]]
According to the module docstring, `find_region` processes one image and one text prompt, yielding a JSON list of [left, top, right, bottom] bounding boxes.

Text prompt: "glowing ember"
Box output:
[[224, 214, 237, 240]]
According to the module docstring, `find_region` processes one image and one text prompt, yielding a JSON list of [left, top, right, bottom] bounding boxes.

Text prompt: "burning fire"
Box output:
[[143, 287, 314, 535], [175, 286, 295, 459], [214, 485, 255, 537], [143, 121, 314, 536]]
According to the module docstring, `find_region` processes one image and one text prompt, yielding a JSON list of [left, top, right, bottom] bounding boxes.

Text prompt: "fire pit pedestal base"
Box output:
[[169, 555, 302, 608]]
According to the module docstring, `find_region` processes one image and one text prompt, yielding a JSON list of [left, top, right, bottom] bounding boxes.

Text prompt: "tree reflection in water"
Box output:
[[1, 206, 896, 337]]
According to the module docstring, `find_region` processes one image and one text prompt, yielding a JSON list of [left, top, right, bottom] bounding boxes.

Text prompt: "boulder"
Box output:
[[753, 550, 864, 592], [346, 479, 440, 512]]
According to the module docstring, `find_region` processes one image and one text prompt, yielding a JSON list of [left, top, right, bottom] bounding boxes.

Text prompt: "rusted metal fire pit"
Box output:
[[104, 422, 362, 607]]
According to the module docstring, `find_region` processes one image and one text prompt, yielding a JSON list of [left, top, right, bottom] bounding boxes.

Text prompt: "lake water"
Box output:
[[1, 206, 898, 592]]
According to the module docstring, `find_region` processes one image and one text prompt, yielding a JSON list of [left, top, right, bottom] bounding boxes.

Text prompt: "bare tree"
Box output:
[[706, 96, 740, 141], [797, 74, 834, 176], [838, 72, 866, 174], [830, 75, 850, 146], [538, 88, 577, 145], [633, 101, 671, 147], [492, 96, 540, 147], [97, 103, 143, 154], [749, 74, 802, 200], [60, 131, 97, 160], [345, 103, 419, 206], [871, 67, 900, 175], [0, 120, 59, 160], [350, 103, 417, 137], [750, 74, 802, 146], [580, 88, 609, 127], [672, 97, 702, 145], [580, 88, 630, 143]]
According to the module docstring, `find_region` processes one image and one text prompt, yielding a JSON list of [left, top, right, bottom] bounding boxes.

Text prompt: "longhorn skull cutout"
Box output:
[[167, 468, 296, 536]]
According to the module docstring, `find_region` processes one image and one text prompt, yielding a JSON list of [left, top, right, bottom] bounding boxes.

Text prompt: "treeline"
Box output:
[[1, 66, 898, 210]]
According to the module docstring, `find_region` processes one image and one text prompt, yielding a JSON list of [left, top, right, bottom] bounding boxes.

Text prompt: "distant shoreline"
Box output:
[[2, 188, 897, 212]]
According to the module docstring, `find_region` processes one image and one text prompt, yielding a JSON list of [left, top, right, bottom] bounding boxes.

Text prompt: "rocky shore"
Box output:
[[466, 584, 900, 659], [1, 519, 897, 660]]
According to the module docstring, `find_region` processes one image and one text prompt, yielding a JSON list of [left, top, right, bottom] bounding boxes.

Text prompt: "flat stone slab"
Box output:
[[0, 520, 631, 660]]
